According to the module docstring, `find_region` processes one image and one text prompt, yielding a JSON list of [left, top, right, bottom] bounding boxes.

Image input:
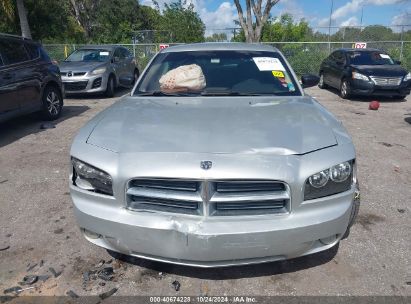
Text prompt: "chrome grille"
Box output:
[[126, 179, 290, 216], [370, 76, 402, 86]]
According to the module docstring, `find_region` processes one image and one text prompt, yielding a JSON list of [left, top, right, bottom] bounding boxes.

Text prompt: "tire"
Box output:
[[318, 72, 328, 89], [340, 79, 351, 99], [105, 75, 115, 97], [41, 85, 63, 120], [133, 69, 140, 85]]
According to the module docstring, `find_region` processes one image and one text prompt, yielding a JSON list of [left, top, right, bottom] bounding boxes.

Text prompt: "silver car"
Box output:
[[70, 43, 360, 267], [60, 45, 139, 97]]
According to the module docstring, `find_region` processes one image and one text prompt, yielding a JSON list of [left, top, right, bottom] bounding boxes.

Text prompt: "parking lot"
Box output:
[[0, 86, 410, 298]]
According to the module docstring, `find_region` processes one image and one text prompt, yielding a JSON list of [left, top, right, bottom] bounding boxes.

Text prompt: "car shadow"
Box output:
[[0, 105, 89, 148], [323, 87, 407, 102], [64, 87, 131, 100], [107, 244, 339, 280]]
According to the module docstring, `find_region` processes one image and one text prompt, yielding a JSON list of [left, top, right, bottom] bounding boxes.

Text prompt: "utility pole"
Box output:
[[328, 0, 334, 53]]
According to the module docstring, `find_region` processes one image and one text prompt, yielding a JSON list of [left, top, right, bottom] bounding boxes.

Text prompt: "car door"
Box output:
[[320, 53, 334, 86], [0, 39, 35, 114], [328, 51, 346, 88], [122, 48, 135, 79], [112, 47, 126, 85]]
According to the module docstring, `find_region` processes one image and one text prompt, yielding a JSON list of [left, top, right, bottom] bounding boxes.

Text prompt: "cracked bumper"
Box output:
[[71, 184, 357, 267]]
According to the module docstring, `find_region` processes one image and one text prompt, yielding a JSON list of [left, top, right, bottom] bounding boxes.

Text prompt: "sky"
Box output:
[[142, 0, 411, 35]]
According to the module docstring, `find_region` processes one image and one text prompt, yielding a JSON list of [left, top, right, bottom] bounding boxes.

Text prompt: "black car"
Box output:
[[0, 33, 64, 123], [319, 48, 411, 99]]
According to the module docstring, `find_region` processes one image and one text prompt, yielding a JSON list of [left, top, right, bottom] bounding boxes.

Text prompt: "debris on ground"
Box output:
[[352, 111, 366, 115], [19, 275, 38, 286], [0, 179, 8, 184], [172, 280, 181, 291], [397, 209, 405, 213], [394, 166, 400, 173], [49, 267, 62, 278], [66, 290, 79, 299], [98, 267, 114, 281], [0, 244, 10, 251], [37, 275, 50, 282], [3, 286, 34, 295], [39, 260, 44, 267], [40, 123, 56, 129], [53, 228, 64, 234], [27, 263, 37, 272], [98, 288, 118, 300], [369, 100, 380, 110], [3, 286, 22, 294], [95, 259, 105, 268]]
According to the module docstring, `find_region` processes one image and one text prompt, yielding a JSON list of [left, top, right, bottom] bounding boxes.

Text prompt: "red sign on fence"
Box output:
[[159, 44, 169, 50], [354, 42, 367, 49]]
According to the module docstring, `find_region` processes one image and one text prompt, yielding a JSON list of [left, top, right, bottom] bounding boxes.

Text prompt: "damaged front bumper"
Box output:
[[71, 184, 358, 267]]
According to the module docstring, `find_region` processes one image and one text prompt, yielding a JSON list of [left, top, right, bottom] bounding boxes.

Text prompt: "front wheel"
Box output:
[[105, 75, 115, 97], [340, 79, 351, 99], [133, 69, 140, 85], [318, 73, 328, 89], [41, 85, 63, 120]]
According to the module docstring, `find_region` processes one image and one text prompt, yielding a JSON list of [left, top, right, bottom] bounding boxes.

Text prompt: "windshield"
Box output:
[[348, 51, 394, 65], [65, 49, 111, 62], [134, 50, 301, 96]]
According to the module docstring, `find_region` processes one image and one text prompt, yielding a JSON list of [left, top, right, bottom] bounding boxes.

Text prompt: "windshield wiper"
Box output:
[[201, 90, 261, 96], [136, 91, 193, 97]]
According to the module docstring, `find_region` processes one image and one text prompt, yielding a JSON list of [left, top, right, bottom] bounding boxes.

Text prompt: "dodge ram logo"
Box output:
[[200, 161, 212, 170]]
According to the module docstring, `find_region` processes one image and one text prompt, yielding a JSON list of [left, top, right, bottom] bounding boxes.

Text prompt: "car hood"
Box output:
[[352, 64, 407, 77], [86, 96, 338, 155], [59, 61, 105, 72]]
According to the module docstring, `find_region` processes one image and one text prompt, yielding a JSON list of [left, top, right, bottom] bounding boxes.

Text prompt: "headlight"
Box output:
[[352, 72, 369, 81], [330, 162, 351, 182], [71, 158, 113, 195], [304, 160, 354, 200], [90, 67, 107, 75], [404, 72, 411, 82]]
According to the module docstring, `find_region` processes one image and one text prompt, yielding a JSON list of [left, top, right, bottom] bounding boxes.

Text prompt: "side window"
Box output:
[[25, 43, 40, 60], [334, 51, 345, 64], [113, 48, 121, 59], [122, 48, 131, 58], [0, 39, 29, 65]]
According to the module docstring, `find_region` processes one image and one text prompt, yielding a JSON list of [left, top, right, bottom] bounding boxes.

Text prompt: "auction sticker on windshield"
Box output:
[[253, 57, 285, 71], [379, 54, 390, 59]]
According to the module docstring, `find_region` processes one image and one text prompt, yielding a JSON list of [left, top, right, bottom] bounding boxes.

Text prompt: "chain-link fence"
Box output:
[[43, 40, 411, 76]]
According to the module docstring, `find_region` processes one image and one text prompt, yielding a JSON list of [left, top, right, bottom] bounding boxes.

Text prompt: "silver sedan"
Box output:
[[69, 43, 360, 267], [59, 45, 139, 97]]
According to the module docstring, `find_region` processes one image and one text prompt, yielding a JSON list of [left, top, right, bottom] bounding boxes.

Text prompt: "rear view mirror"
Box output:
[[301, 74, 320, 88]]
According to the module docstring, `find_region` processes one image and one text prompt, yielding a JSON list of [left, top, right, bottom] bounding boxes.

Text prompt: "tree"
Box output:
[[159, 0, 205, 43], [205, 33, 228, 42], [1, 0, 32, 38], [233, 0, 280, 43]]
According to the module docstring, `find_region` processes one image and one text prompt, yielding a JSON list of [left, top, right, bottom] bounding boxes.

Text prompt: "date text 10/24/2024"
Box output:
[[149, 296, 258, 303]]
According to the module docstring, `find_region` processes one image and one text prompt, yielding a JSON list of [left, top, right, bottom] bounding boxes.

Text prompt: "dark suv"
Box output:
[[0, 33, 64, 123]]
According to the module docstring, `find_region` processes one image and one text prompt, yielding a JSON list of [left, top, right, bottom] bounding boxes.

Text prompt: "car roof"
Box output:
[[336, 48, 386, 53], [161, 42, 279, 53], [76, 45, 120, 51]]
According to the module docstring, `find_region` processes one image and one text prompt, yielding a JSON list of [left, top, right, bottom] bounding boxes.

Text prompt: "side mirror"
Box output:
[[394, 60, 401, 65], [113, 56, 120, 63], [301, 74, 320, 88]]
